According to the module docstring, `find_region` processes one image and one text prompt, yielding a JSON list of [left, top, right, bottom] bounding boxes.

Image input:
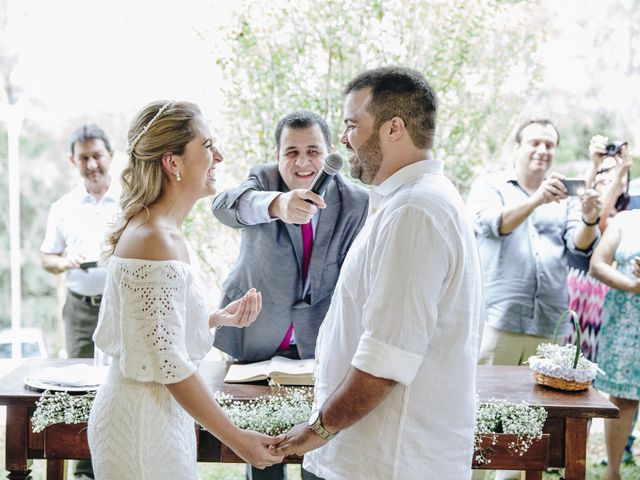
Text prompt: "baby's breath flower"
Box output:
[[528, 343, 602, 383], [214, 383, 313, 435], [32, 391, 95, 433], [474, 397, 547, 465]]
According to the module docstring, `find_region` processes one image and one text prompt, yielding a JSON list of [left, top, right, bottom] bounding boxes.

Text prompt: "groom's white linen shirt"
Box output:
[[304, 160, 484, 480]]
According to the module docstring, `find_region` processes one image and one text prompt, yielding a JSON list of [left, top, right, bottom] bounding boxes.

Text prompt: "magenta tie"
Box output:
[[279, 221, 313, 350]]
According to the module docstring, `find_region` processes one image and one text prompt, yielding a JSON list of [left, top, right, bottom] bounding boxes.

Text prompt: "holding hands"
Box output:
[[269, 189, 326, 224], [228, 429, 285, 469], [269, 422, 327, 458], [210, 288, 262, 329]]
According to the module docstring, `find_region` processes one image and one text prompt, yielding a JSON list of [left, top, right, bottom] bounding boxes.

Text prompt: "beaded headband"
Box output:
[[127, 101, 172, 155]]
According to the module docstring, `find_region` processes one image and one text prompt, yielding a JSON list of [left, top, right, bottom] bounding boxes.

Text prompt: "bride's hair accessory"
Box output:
[[127, 101, 172, 155]]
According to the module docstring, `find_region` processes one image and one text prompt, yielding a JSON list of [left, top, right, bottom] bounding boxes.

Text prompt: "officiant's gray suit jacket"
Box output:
[[211, 163, 368, 362]]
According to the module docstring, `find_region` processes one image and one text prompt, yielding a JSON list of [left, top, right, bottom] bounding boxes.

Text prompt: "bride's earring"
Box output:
[[176, 171, 182, 182]]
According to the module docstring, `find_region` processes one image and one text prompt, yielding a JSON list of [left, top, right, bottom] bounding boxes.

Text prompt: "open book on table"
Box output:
[[224, 356, 315, 385]]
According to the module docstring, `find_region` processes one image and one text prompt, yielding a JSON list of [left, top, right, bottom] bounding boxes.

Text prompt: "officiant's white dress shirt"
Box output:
[[304, 160, 484, 480]]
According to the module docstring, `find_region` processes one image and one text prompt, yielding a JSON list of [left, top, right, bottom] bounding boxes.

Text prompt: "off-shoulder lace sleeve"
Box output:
[[118, 262, 197, 384]]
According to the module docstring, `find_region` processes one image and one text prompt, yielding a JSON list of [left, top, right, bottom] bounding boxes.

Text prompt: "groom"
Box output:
[[272, 66, 484, 479]]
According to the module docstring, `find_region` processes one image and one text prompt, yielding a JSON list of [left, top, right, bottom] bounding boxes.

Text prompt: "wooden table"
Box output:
[[0, 360, 618, 480], [477, 366, 618, 479]]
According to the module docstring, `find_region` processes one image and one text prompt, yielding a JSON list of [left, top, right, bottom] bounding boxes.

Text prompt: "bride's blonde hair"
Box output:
[[103, 100, 202, 259]]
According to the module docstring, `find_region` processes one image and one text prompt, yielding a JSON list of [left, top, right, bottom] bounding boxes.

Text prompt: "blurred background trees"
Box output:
[[1, 0, 639, 357]]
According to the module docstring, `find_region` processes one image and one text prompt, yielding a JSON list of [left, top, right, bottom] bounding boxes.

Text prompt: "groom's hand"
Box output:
[[269, 422, 327, 457]]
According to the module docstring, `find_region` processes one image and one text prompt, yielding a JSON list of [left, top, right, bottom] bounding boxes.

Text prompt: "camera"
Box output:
[[604, 141, 627, 156]]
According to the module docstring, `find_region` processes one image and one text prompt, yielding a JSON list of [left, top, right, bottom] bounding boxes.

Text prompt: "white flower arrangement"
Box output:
[[31, 385, 546, 466], [31, 383, 313, 436], [31, 390, 95, 433], [528, 343, 601, 383], [527, 310, 602, 386], [214, 382, 313, 436], [474, 398, 547, 465]]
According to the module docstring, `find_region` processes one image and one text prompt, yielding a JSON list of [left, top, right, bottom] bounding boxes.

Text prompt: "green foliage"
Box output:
[[0, 122, 67, 350], [190, 0, 546, 288], [211, 0, 544, 193], [554, 111, 614, 169]]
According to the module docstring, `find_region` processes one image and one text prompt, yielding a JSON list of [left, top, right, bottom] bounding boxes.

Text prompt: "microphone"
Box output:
[[305, 153, 344, 204]]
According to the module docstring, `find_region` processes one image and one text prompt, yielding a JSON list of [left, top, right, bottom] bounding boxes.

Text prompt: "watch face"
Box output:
[[308, 409, 321, 426]]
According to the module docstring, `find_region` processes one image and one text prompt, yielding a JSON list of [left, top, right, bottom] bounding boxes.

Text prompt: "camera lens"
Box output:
[[604, 141, 626, 156]]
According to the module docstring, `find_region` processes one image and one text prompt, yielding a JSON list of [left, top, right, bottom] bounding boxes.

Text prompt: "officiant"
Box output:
[[211, 110, 368, 480]]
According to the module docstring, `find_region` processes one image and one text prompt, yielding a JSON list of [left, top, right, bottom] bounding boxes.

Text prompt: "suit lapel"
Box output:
[[308, 179, 341, 302], [284, 222, 304, 277], [276, 177, 305, 279]]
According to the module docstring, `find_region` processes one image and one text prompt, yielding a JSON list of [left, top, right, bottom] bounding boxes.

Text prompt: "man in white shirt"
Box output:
[[272, 67, 485, 479], [41, 125, 120, 360]]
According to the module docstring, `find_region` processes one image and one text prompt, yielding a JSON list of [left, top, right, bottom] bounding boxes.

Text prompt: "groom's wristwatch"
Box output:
[[308, 409, 338, 441]]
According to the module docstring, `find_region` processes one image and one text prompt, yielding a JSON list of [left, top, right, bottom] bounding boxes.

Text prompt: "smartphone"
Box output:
[[561, 179, 586, 196], [79, 261, 98, 270]]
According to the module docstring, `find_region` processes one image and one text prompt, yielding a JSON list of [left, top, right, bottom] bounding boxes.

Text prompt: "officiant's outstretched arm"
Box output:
[[87, 100, 283, 480], [271, 67, 485, 480], [210, 111, 369, 365]]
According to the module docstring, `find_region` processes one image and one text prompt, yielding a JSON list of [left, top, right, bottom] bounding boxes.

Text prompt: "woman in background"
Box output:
[[565, 136, 633, 361], [590, 144, 640, 480]]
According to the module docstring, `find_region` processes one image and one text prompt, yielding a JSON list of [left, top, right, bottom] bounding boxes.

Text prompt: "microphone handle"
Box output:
[[295, 172, 334, 224], [309, 172, 334, 198]]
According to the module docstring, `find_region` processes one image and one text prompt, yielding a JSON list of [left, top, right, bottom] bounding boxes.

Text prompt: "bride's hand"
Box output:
[[228, 429, 284, 469], [210, 288, 262, 329]]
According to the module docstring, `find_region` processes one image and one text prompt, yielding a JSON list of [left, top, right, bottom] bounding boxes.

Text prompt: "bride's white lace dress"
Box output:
[[88, 257, 213, 480]]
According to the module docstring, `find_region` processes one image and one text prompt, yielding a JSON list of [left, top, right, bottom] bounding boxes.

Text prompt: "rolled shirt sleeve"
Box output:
[[351, 206, 452, 385], [466, 175, 506, 239]]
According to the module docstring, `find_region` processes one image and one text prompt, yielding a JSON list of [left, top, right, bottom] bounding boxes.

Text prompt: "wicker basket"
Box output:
[[531, 310, 595, 392], [533, 371, 591, 392]]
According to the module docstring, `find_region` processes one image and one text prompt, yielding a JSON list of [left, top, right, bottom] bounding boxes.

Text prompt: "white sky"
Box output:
[[3, 0, 639, 141], [5, 0, 232, 131]]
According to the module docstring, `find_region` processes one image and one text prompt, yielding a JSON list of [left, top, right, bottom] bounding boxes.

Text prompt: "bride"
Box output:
[[88, 100, 283, 479]]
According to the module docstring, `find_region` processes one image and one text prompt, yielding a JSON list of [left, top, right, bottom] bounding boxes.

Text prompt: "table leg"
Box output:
[[46, 460, 65, 480], [564, 417, 588, 480], [5, 406, 32, 480], [524, 472, 543, 480]]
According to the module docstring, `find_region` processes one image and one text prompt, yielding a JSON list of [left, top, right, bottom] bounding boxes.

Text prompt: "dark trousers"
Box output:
[[63, 291, 100, 358], [246, 464, 324, 480], [247, 344, 323, 480], [63, 291, 99, 478]]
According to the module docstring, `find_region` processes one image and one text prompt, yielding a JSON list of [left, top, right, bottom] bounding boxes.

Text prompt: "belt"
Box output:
[[69, 290, 102, 307]]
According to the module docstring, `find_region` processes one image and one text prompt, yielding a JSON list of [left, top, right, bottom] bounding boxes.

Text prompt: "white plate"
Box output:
[[24, 375, 100, 392], [23, 364, 107, 392]]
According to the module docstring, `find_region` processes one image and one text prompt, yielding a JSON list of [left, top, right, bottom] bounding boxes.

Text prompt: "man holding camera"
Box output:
[[467, 119, 602, 367]]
